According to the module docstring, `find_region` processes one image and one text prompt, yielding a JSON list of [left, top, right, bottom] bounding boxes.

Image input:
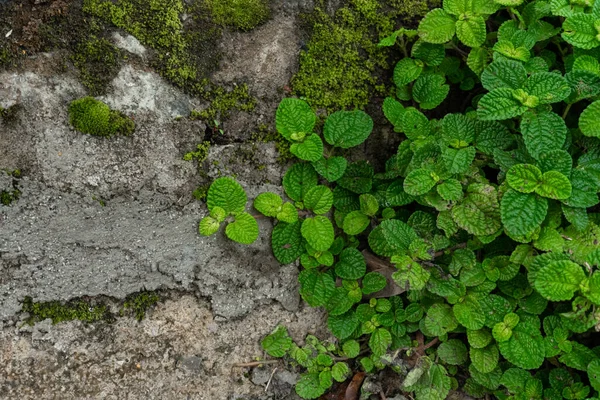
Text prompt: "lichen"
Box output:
[[21, 297, 109, 325], [71, 35, 122, 95], [69, 96, 135, 136], [184, 141, 211, 162], [203, 0, 271, 31], [119, 291, 161, 321]]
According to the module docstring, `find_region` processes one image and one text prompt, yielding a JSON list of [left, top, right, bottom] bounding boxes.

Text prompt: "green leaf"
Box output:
[[412, 40, 446, 66], [523, 72, 571, 104], [493, 40, 531, 62], [442, 113, 476, 147], [580, 100, 600, 138], [207, 177, 247, 214], [362, 272, 387, 295], [538, 150, 572, 177], [501, 189, 548, 236], [588, 359, 600, 392], [254, 192, 283, 217], [534, 260, 586, 301], [506, 164, 542, 193], [283, 163, 318, 202], [585, 271, 600, 304], [299, 269, 335, 307], [301, 216, 334, 251], [412, 74, 450, 110], [276, 98, 316, 140], [401, 108, 431, 140], [438, 339, 468, 365], [369, 328, 392, 356], [456, 15, 486, 47], [343, 340, 360, 358], [498, 322, 545, 370], [272, 221, 304, 264], [468, 329, 492, 349], [560, 342, 597, 371], [404, 168, 438, 196], [563, 169, 599, 208], [452, 185, 502, 236], [477, 88, 528, 120], [359, 194, 379, 217], [521, 110, 567, 160], [393, 58, 424, 86], [304, 185, 333, 215], [383, 97, 405, 130], [335, 248, 367, 280], [442, 146, 476, 174], [474, 120, 513, 155], [562, 14, 600, 50], [368, 219, 418, 257], [312, 156, 347, 182], [225, 213, 259, 244], [261, 325, 292, 357], [492, 322, 513, 342], [467, 47, 491, 75], [199, 216, 220, 236], [323, 110, 374, 149], [470, 343, 499, 373], [209, 207, 226, 222], [423, 303, 459, 336], [481, 59, 527, 91], [536, 171, 572, 200], [295, 373, 326, 399], [276, 202, 298, 223], [418, 9, 456, 43], [566, 70, 600, 103], [437, 179, 463, 201], [454, 296, 486, 330], [337, 161, 374, 194], [562, 204, 588, 231], [392, 256, 431, 291], [328, 312, 359, 340], [332, 362, 351, 383], [290, 134, 324, 162], [343, 210, 370, 236]]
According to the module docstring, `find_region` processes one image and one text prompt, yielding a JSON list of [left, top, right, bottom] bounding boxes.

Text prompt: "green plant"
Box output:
[[69, 96, 135, 136], [201, 0, 600, 397], [202, 0, 270, 31]]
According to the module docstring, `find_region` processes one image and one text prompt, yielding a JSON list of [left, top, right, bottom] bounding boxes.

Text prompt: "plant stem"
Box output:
[[562, 103, 572, 120]]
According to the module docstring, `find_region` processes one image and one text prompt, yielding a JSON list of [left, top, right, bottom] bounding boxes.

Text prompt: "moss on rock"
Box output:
[[203, 0, 271, 31], [71, 35, 122, 95], [119, 292, 161, 321], [22, 297, 110, 325], [69, 97, 135, 137]]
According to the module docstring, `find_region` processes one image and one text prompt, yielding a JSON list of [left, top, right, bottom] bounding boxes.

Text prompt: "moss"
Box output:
[[119, 292, 160, 321], [92, 196, 107, 207], [251, 124, 294, 164], [193, 184, 210, 201], [184, 141, 211, 162], [69, 97, 135, 137], [0, 104, 19, 121], [71, 35, 122, 95], [21, 297, 110, 325], [203, 0, 271, 31], [1, 189, 20, 206], [191, 83, 257, 123]]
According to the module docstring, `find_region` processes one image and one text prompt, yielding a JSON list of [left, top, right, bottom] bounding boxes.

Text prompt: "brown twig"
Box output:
[[232, 360, 280, 368]]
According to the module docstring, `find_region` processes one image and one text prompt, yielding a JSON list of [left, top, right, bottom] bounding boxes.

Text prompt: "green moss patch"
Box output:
[[69, 97, 135, 137], [71, 35, 122, 96], [119, 292, 161, 321], [203, 0, 271, 31], [22, 297, 110, 325]]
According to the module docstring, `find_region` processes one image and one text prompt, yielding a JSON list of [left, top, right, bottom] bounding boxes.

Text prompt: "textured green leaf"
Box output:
[[359, 194, 379, 217], [207, 177, 247, 214], [312, 156, 347, 182], [467, 329, 492, 349], [323, 110, 374, 149], [521, 110, 567, 160], [386, 180, 415, 206], [477, 88, 528, 120], [332, 362, 351, 383], [418, 8, 456, 43], [444, 0, 473, 15], [335, 248, 367, 280], [498, 322, 545, 370], [501, 368, 530, 394], [454, 296, 486, 330], [536, 171, 572, 200], [506, 164, 542, 193], [328, 312, 359, 340], [401, 108, 431, 140], [337, 161, 374, 194], [560, 342, 597, 371], [538, 150, 572, 177], [392, 256, 431, 291], [225, 213, 259, 244], [276, 98, 316, 140], [563, 169, 599, 208], [452, 185, 502, 236], [393, 58, 424, 86], [199, 216, 220, 236], [470, 343, 499, 373], [368, 219, 418, 257], [290, 134, 324, 162], [580, 100, 600, 138], [413, 74, 450, 110], [301, 216, 334, 252], [438, 339, 468, 365], [304, 185, 333, 215], [404, 168, 438, 196], [272, 221, 304, 264], [566, 70, 600, 103], [492, 321, 513, 342], [442, 113, 476, 147], [437, 179, 463, 201], [383, 97, 405, 130], [423, 303, 458, 336], [412, 40, 446, 66], [442, 146, 476, 174], [585, 271, 600, 304], [534, 260, 586, 301], [254, 192, 283, 217], [523, 72, 571, 104], [277, 202, 298, 223], [299, 269, 335, 307], [369, 328, 392, 356], [588, 359, 600, 392], [481, 59, 527, 91], [261, 325, 292, 357], [562, 14, 600, 49], [474, 120, 513, 155], [456, 15, 486, 47], [562, 204, 588, 231], [283, 163, 318, 202], [493, 40, 531, 62], [342, 210, 370, 235], [295, 373, 325, 399], [362, 272, 387, 295], [501, 189, 548, 236], [467, 47, 491, 75]]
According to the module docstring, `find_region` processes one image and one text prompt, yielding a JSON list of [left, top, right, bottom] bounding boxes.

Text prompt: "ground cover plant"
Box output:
[[200, 0, 600, 397]]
